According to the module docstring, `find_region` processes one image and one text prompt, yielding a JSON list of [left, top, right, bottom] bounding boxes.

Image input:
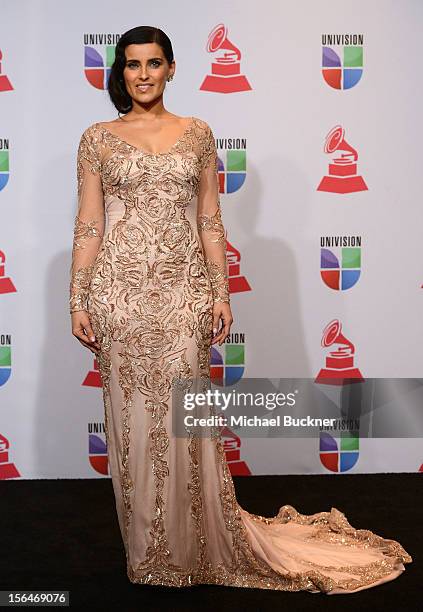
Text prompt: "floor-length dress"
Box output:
[[69, 116, 412, 594]]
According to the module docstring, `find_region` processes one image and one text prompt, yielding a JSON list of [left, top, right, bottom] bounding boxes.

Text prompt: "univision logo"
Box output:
[[0, 334, 11, 386], [88, 422, 109, 475], [211, 331, 245, 386], [83, 33, 120, 90], [320, 235, 361, 290], [319, 428, 360, 472], [0, 138, 9, 191], [321, 34, 364, 90], [216, 135, 247, 194]]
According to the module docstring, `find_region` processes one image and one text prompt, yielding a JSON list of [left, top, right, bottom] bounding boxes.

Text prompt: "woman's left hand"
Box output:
[[211, 302, 233, 345]]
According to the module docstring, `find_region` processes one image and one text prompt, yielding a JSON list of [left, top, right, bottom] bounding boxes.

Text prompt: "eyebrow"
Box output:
[[125, 57, 163, 62]]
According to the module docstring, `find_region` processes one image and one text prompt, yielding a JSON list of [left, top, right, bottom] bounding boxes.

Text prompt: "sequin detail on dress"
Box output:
[[73, 216, 104, 249], [69, 117, 412, 594], [69, 127, 105, 312]]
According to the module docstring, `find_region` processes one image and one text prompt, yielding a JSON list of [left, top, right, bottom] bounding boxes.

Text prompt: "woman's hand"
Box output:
[[71, 311, 101, 354], [211, 302, 233, 346]]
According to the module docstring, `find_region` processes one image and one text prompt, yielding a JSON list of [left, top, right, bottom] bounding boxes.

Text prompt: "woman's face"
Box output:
[[122, 43, 174, 106]]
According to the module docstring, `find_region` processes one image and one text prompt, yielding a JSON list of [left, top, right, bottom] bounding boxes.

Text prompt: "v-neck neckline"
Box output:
[[96, 116, 194, 156]]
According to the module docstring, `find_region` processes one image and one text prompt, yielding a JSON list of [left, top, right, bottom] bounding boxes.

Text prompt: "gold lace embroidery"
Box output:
[[200, 129, 218, 174], [127, 432, 412, 592], [197, 124, 230, 305], [73, 215, 104, 249], [69, 124, 105, 314], [73, 119, 411, 594], [69, 264, 94, 312], [76, 133, 102, 194], [197, 206, 225, 244], [205, 259, 230, 303]]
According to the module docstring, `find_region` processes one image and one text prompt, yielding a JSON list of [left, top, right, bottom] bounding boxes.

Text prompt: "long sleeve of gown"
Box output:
[[69, 126, 105, 313], [197, 124, 230, 304]]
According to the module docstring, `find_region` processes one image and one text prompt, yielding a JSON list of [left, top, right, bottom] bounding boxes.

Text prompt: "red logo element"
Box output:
[[221, 425, 251, 475], [315, 319, 364, 385], [0, 433, 20, 479], [317, 125, 368, 194], [90, 454, 109, 475], [0, 250, 17, 294], [227, 240, 251, 294], [0, 50, 13, 92], [83, 357, 102, 387], [200, 24, 252, 93]]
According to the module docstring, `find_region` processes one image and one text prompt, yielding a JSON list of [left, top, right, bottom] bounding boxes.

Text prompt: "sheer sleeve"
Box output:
[[197, 124, 230, 304], [69, 125, 105, 313]]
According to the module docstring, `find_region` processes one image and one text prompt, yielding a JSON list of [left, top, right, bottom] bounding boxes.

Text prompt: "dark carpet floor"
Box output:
[[1, 473, 420, 611]]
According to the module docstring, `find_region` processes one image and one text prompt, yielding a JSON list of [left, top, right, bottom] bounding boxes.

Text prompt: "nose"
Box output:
[[138, 65, 150, 80]]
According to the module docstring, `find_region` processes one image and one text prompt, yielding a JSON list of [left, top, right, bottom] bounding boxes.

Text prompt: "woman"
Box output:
[[69, 26, 412, 594]]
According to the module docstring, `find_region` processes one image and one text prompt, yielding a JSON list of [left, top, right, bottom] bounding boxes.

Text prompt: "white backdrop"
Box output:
[[0, 0, 422, 478]]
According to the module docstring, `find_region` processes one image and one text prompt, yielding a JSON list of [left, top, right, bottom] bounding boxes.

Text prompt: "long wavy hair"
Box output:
[[107, 26, 174, 114]]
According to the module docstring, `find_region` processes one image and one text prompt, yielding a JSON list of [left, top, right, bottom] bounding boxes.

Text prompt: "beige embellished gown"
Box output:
[[69, 116, 412, 594]]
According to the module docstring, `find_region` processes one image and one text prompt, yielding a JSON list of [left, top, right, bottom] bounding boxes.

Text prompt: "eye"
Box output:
[[127, 61, 138, 69], [150, 59, 161, 67]]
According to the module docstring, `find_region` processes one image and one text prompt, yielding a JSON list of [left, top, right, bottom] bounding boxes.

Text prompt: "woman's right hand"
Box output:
[[71, 310, 101, 353]]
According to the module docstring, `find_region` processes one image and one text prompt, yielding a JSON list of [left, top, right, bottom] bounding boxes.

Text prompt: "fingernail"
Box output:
[[90, 336, 95, 342], [213, 328, 217, 335]]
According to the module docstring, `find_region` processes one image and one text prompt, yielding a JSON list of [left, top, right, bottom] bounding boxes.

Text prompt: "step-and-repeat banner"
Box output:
[[1, 0, 422, 479]]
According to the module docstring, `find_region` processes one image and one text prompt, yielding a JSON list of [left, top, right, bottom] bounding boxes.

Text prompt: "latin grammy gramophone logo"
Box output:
[[0, 433, 20, 479], [200, 23, 252, 93], [83, 357, 102, 387], [0, 49, 13, 92], [227, 240, 251, 294], [321, 35, 364, 90], [0, 250, 17, 295], [83, 34, 120, 90], [220, 425, 251, 476], [317, 125, 367, 194], [315, 319, 364, 385]]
